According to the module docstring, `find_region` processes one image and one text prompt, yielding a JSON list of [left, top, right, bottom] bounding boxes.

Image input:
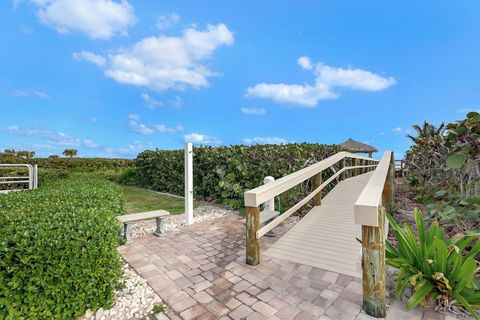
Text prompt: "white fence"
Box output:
[[0, 164, 38, 193]]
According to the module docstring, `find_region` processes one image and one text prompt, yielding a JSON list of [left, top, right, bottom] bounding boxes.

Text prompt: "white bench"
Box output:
[[117, 210, 170, 244]]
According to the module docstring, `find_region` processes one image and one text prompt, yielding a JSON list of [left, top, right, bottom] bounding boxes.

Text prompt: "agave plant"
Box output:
[[386, 208, 480, 318]]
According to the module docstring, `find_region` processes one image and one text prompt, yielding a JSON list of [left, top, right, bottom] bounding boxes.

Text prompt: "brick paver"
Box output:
[[119, 214, 468, 320]]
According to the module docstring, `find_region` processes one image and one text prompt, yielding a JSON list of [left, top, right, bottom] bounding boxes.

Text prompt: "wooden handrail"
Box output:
[[256, 164, 377, 238], [244, 151, 379, 266], [353, 151, 394, 318], [244, 151, 378, 207], [354, 151, 393, 226]]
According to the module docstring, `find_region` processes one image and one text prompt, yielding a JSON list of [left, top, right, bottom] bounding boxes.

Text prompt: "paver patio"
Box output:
[[119, 213, 465, 320]]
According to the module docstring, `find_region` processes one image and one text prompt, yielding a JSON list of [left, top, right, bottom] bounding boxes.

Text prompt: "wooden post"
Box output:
[[361, 151, 394, 318], [185, 143, 194, 225], [361, 206, 387, 318], [246, 206, 261, 265], [339, 158, 346, 181], [354, 159, 359, 176], [312, 172, 322, 206], [263, 176, 275, 210], [360, 159, 365, 174]]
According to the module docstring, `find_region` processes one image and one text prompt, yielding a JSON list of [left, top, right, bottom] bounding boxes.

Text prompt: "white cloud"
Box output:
[[297, 56, 313, 70], [156, 13, 180, 31], [246, 57, 396, 107], [392, 127, 412, 135], [128, 114, 154, 135], [73, 51, 106, 67], [128, 114, 183, 135], [77, 23, 234, 91], [242, 137, 288, 145], [140, 93, 163, 109], [33, 143, 57, 151], [32, 0, 136, 39], [155, 124, 184, 134], [171, 96, 183, 108], [246, 83, 336, 107], [13, 0, 23, 8], [19, 24, 34, 34], [11, 89, 50, 99], [3, 125, 98, 148], [105, 140, 153, 156], [184, 133, 221, 145], [457, 107, 480, 114], [241, 107, 266, 115], [140, 93, 183, 109], [83, 139, 99, 148]]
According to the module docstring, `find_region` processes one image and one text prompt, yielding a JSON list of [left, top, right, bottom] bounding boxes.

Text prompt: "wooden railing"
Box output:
[[354, 151, 394, 318], [244, 151, 380, 266]]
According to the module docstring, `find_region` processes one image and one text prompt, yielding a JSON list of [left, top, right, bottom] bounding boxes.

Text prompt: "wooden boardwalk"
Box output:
[[265, 172, 373, 278]]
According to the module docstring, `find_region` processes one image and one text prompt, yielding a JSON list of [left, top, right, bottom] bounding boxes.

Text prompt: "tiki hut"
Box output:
[[339, 138, 378, 158]]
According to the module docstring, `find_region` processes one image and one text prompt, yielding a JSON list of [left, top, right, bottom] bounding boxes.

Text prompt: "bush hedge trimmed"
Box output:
[[0, 156, 134, 172], [0, 179, 123, 319], [135, 143, 343, 208]]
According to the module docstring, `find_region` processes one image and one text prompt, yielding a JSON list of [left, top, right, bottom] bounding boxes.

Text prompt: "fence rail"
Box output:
[[244, 151, 380, 266], [0, 164, 38, 192]]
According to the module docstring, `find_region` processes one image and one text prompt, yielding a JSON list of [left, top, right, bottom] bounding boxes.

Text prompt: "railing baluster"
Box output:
[[339, 158, 346, 181], [312, 172, 322, 206]]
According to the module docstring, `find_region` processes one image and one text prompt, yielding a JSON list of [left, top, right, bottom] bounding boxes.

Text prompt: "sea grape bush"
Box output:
[[404, 113, 480, 232], [135, 143, 343, 208], [0, 179, 123, 319], [0, 156, 134, 172]]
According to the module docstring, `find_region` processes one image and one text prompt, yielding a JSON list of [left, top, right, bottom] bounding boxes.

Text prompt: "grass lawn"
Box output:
[[122, 185, 184, 214]]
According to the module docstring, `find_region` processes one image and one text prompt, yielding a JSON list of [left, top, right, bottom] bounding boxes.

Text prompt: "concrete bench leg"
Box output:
[[123, 223, 132, 244], [153, 217, 165, 237]]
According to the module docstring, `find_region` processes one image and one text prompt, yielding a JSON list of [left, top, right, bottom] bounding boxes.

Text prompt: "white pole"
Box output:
[[27, 165, 33, 190], [185, 143, 194, 225], [263, 176, 275, 211], [34, 164, 38, 189]]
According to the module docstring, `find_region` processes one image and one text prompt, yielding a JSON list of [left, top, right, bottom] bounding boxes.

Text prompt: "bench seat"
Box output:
[[117, 210, 170, 244]]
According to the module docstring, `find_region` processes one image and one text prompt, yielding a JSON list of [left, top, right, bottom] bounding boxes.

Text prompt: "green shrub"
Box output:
[[386, 209, 480, 318], [0, 179, 124, 319], [0, 157, 134, 173], [117, 168, 140, 186], [135, 143, 343, 208]]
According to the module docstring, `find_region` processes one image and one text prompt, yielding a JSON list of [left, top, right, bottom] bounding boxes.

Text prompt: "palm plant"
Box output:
[[386, 209, 480, 318], [407, 121, 446, 143]]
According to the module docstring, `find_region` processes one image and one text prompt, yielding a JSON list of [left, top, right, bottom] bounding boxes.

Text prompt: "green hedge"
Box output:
[[0, 156, 134, 172], [135, 143, 343, 208], [0, 179, 123, 319]]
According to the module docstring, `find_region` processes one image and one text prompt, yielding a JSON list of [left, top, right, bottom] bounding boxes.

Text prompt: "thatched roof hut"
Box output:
[[339, 138, 378, 157]]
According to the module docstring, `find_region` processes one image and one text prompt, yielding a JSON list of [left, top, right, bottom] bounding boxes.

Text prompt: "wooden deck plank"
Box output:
[[265, 172, 373, 279]]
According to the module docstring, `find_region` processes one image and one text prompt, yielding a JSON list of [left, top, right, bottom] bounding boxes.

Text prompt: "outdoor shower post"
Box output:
[[185, 143, 194, 225]]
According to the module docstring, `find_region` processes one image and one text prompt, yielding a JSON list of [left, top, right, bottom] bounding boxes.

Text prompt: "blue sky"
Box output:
[[1, 0, 479, 158]]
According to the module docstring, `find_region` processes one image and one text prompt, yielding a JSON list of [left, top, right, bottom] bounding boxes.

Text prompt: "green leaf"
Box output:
[[406, 280, 434, 309], [446, 153, 465, 169], [433, 190, 447, 199], [455, 257, 477, 294]]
